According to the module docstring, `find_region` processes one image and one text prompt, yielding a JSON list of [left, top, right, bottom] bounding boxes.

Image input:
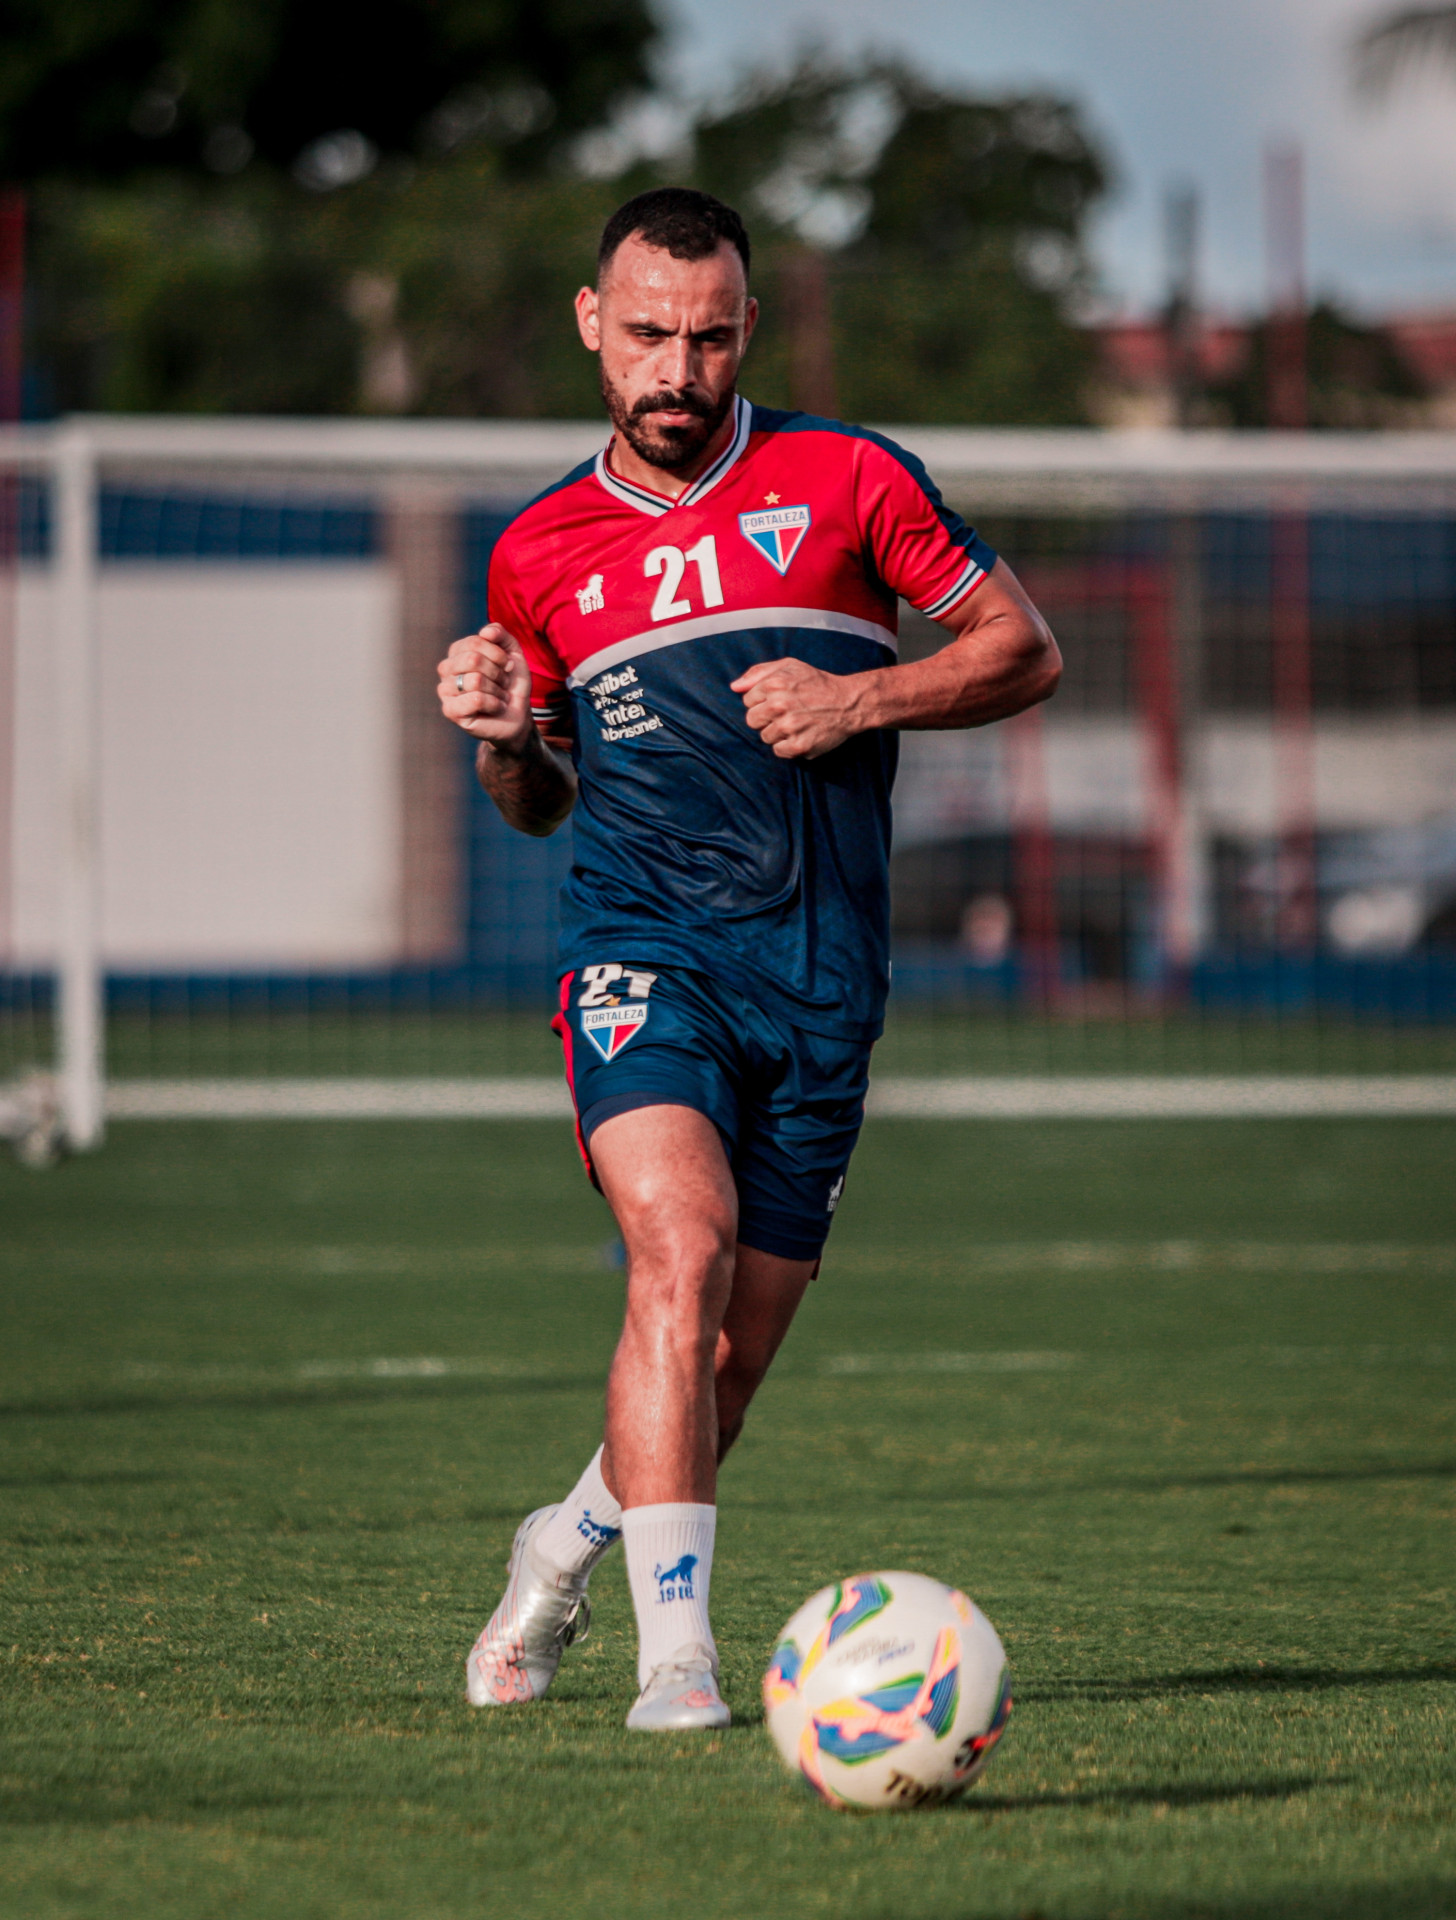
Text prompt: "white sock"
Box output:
[[532, 1446, 623, 1577], [621, 1503, 717, 1689]]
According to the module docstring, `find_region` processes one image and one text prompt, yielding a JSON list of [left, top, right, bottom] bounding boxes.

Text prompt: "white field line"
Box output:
[[0, 1241, 615, 1276], [120, 1355, 567, 1385], [826, 1241, 1456, 1275], [101, 1074, 1456, 1121], [53, 1342, 1451, 1396], [823, 1351, 1080, 1375], [821, 1344, 1450, 1376], [106, 1077, 573, 1119], [2, 1338, 1448, 1409], [868, 1076, 1456, 1118], [8, 1238, 1449, 1278]]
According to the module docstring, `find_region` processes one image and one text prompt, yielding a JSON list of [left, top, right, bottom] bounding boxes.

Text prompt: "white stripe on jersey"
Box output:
[[679, 397, 753, 508], [592, 460, 670, 516], [592, 397, 752, 518], [566, 603, 897, 690], [918, 556, 986, 620]]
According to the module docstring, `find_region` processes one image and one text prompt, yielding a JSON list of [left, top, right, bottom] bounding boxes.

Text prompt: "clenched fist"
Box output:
[[731, 655, 867, 760], [438, 624, 533, 752]]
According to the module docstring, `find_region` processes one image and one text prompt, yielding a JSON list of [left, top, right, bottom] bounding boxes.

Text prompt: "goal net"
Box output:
[[3, 417, 1455, 1151]]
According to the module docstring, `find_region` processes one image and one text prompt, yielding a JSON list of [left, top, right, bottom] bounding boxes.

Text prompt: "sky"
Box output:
[[660, 0, 1456, 319]]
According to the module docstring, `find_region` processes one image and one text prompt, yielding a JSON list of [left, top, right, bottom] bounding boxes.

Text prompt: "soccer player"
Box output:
[[438, 188, 1059, 1731]]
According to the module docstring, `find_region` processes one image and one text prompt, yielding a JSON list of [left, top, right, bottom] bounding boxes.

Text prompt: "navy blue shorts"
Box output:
[[553, 963, 872, 1262]]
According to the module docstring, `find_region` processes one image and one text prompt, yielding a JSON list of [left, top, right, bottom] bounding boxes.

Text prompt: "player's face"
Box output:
[[577, 237, 758, 472]]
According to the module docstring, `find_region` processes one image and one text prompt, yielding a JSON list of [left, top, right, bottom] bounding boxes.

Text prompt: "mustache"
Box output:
[[630, 389, 717, 421]]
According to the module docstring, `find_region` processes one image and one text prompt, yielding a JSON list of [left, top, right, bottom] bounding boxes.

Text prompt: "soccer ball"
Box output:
[[762, 1571, 1012, 1810]]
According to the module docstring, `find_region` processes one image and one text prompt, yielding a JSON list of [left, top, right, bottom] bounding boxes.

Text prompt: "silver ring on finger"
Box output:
[[455, 674, 465, 694]]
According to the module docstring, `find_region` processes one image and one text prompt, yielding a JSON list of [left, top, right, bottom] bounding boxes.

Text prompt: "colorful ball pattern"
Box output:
[[763, 1571, 1012, 1810]]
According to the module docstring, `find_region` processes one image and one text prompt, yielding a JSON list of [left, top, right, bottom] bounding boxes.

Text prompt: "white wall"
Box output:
[[9, 564, 401, 969]]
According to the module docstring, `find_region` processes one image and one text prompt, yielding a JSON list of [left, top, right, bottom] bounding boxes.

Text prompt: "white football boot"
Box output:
[[625, 1646, 731, 1732], [465, 1506, 591, 1707]]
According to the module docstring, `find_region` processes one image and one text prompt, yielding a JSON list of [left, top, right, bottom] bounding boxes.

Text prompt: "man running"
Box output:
[[438, 187, 1059, 1731]]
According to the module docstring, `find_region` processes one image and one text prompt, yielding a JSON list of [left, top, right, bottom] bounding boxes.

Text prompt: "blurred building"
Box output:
[[1088, 310, 1456, 431], [1385, 315, 1456, 429], [1087, 319, 1250, 430]]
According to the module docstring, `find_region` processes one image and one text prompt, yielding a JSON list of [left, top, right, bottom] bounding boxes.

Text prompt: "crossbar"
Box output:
[[89, 1075, 1456, 1122]]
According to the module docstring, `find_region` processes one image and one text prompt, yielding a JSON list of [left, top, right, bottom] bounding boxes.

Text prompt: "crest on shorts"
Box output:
[[581, 1002, 648, 1062], [739, 504, 811, 576]]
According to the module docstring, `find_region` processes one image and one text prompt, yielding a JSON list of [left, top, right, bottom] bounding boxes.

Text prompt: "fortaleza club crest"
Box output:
[[738, 503, 811, 575], [581, 1002, 649, 1062]]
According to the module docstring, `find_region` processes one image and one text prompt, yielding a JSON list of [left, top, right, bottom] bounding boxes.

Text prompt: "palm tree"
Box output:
[[1355, 5, 1456, 92]]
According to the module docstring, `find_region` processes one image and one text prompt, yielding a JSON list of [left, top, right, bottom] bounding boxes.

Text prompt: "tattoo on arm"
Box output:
[[474, 730, 577, 837]]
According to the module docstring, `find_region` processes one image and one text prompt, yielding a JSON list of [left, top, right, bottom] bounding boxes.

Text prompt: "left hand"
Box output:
[[731, 656, 864, 760]]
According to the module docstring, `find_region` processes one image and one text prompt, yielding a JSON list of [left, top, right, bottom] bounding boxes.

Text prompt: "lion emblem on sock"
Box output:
[[654, 1553, 698, 1598]]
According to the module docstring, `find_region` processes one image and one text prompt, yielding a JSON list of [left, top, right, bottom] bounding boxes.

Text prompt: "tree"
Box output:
[[862, 89, 1106, 256], [1354, 4, 1456, 92], [27, 156, 651, 416], [11, 0, 662, 414], [0, 0, 661, 183], [31, 175, 362, 414], [691, 59, 1106, 260], [1205, 302, 1427, 430], [689, 59, 1110, 424], [21, 47, 1117, 424]]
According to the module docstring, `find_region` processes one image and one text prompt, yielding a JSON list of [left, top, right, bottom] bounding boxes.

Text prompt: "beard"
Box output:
[[600, 366, 735, 473]]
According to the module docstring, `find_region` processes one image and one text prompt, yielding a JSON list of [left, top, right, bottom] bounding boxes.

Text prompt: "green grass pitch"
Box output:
[[2, 1116, 1453, 1918]]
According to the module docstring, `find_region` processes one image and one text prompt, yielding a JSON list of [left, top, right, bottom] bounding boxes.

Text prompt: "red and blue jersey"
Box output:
[[487, 399, 997, 1039]]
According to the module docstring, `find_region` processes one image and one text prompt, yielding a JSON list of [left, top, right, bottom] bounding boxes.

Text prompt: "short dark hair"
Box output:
[[598, 188, 750, 282]]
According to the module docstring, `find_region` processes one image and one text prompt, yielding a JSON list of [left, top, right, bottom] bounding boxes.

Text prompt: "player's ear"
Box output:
[[742, 295, 759, 351], [575, 285, 602, 353]]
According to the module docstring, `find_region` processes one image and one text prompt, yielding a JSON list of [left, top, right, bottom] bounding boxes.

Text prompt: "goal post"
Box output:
[[53, 424, 103, 1151], [3, 415, 1456, 1148]]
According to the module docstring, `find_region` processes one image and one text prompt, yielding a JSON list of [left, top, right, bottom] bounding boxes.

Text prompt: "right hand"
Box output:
[[438, 624, 533, 751]]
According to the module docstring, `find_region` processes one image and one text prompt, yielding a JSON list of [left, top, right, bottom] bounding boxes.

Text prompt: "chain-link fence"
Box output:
[[2, 419, 1454, 1153]]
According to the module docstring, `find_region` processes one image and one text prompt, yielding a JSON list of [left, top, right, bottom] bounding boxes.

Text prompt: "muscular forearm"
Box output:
[[850, 621, 1061, 733], [475, 729, 577, 836], [734, 559, 1060, 759]]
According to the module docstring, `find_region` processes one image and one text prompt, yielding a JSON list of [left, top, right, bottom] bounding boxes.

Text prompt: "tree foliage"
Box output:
[[1354, 3, 1456, 93], [691, 60, 1110, 424], [0, 0, 660, 182], [864, 92, 1106, 252], [32, 176, 360, 414], [1206, 303, 1427, 429], [690, 59, 1107, 257], [18, 47, 1114, 424]]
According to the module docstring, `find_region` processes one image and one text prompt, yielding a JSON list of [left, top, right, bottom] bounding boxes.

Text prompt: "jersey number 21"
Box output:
[[644, 537, 724, 622]]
